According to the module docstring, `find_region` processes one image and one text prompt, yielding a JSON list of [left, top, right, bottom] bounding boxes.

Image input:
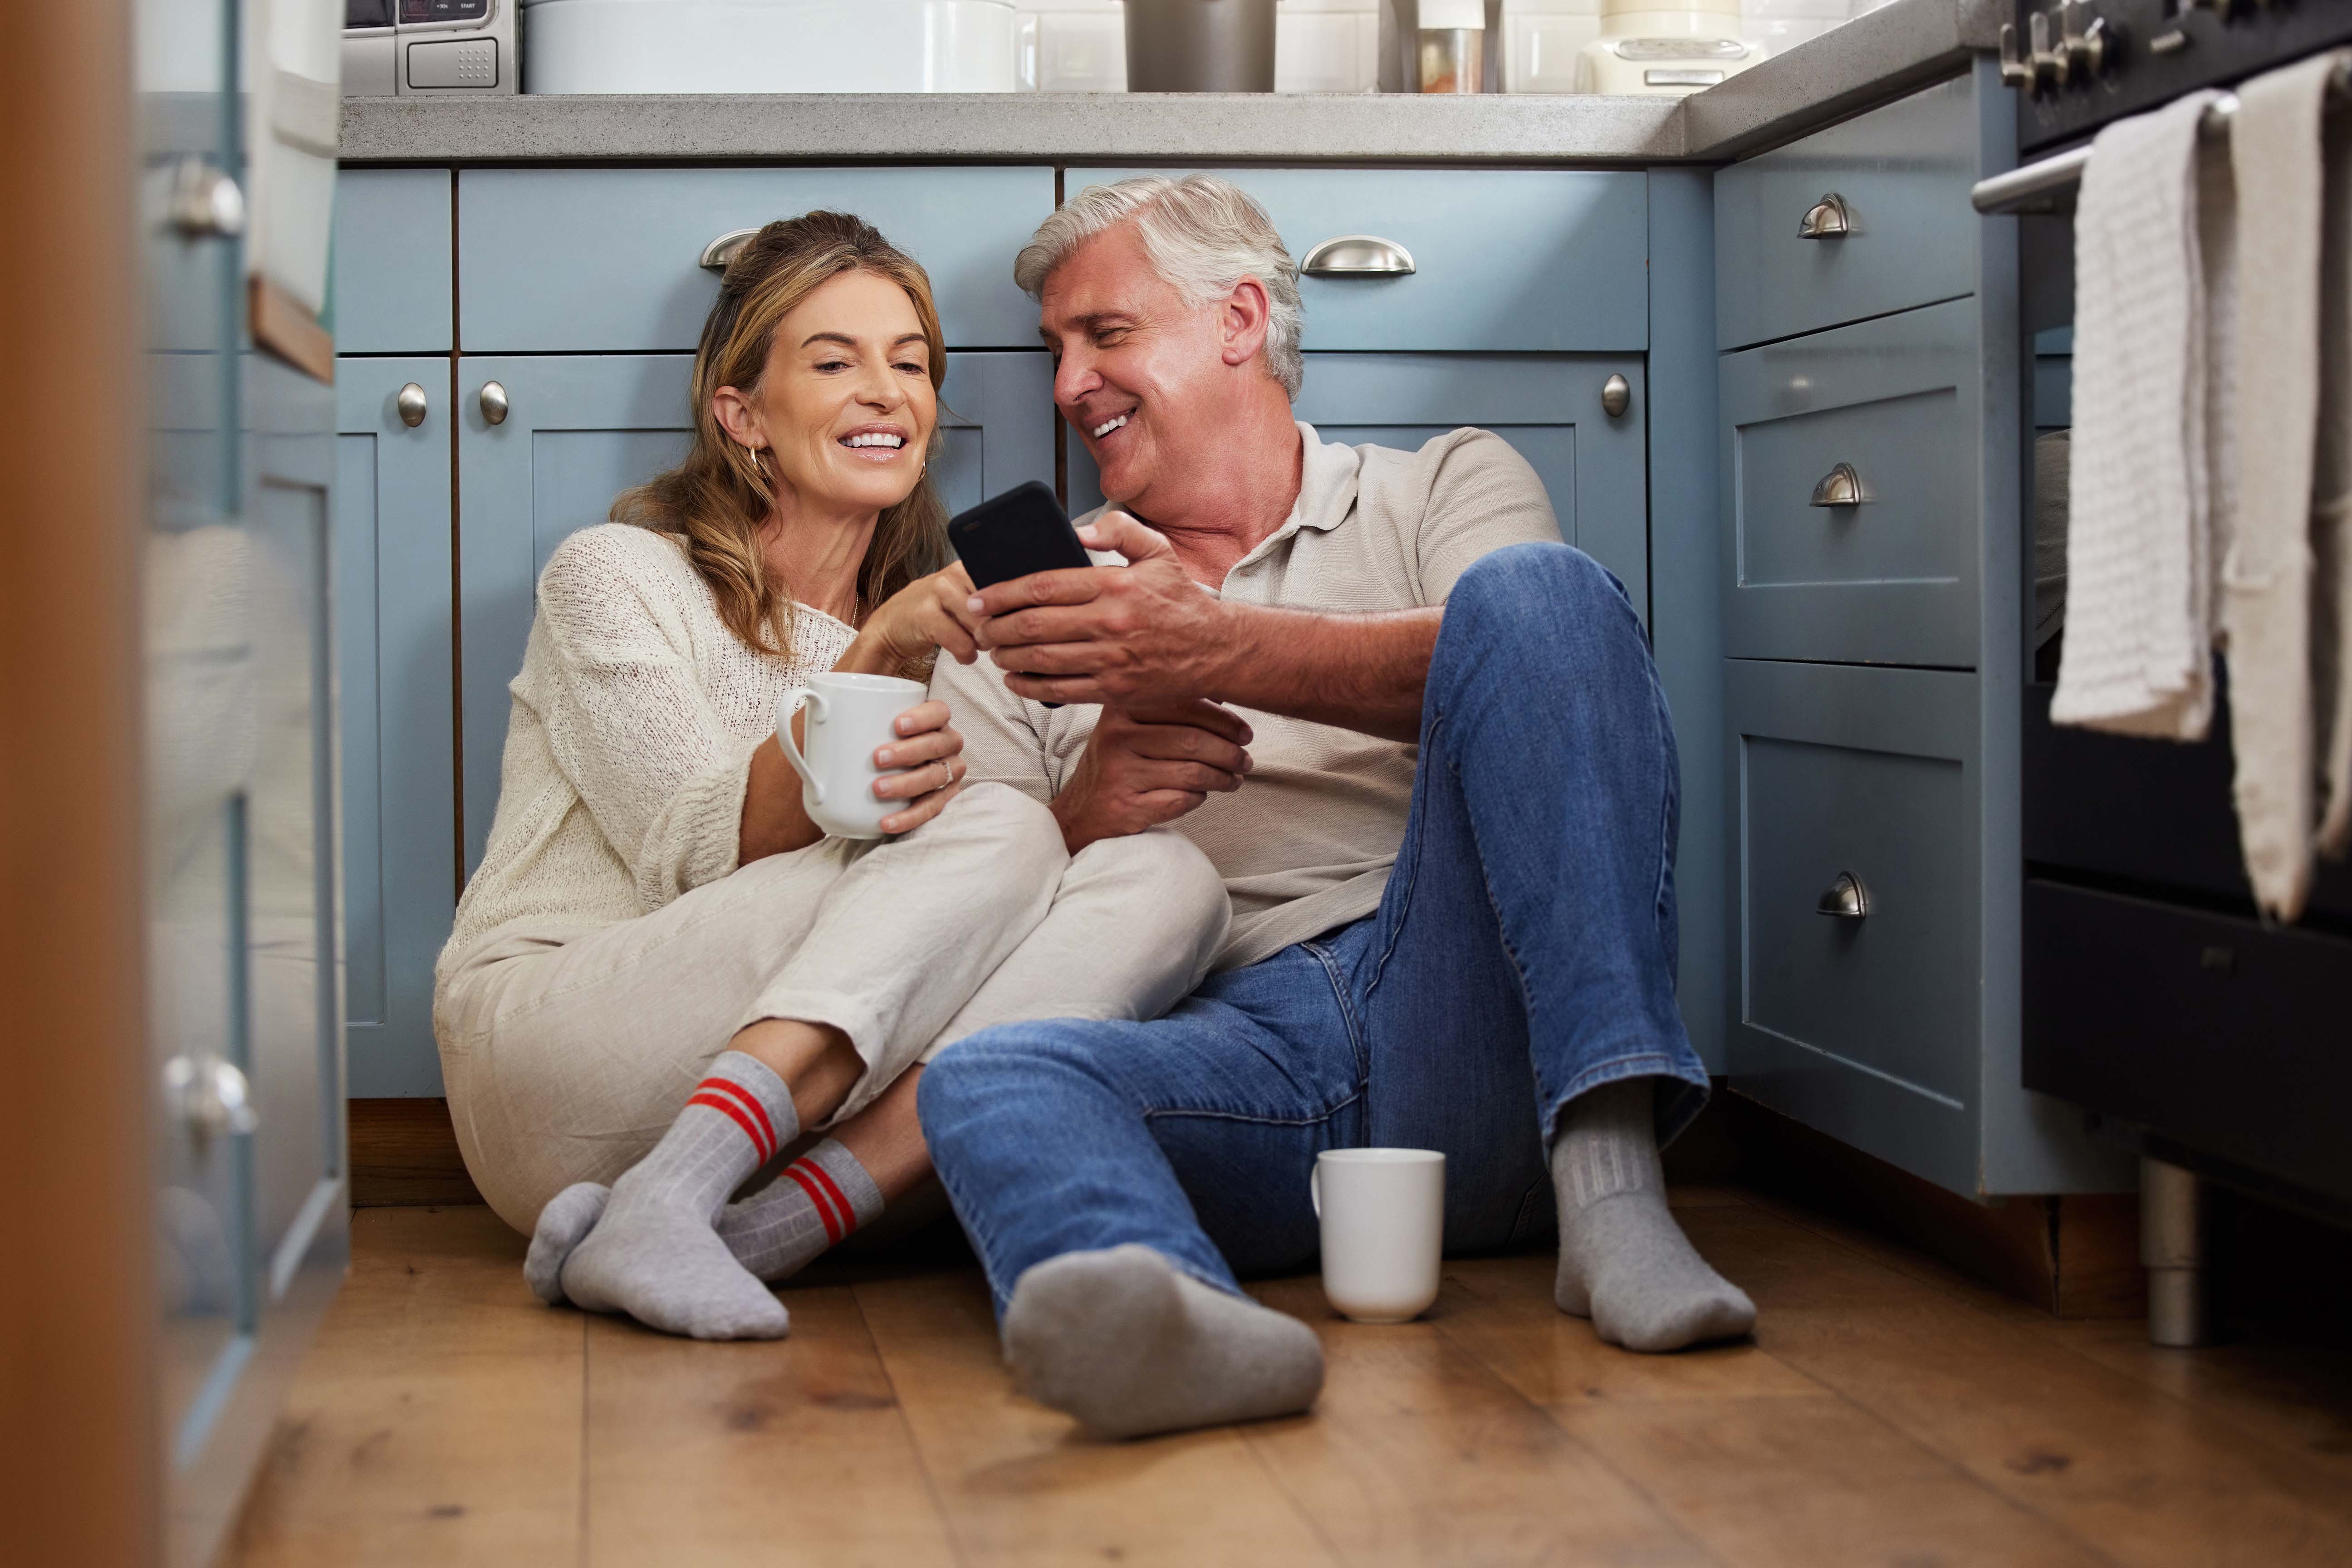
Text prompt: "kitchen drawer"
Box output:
[[456, 167, 1054, 353], [1720, 298, 1980, 667], [1071, 168, 1648, 353], [1714, 73, 1982, 352], [2023, 879, 2352, 1209], [333, 168, 453, 353], [1728, 658, 1982, 1194]]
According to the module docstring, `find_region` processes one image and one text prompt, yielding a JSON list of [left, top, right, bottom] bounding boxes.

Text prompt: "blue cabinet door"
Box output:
[[332, 169, 453, 353], [1069, 352, 1648, 623], [1068, 168, 1649, 353], [336, 358, 458, 1098], [456, 167, 1055, 353], [1713, 72, 1983, 352], [1725, 657, 1984, 1195], [1718, 299, 1984, 668], [457, 351, 1056, 872]]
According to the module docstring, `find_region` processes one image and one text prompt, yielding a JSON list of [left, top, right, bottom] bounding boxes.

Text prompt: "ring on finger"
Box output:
[[936, 760, 955, 791]]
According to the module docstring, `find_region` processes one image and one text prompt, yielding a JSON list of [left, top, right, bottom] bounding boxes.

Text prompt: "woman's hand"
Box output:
[[871, 698, 966, 834], [839, 562, 981, 677]]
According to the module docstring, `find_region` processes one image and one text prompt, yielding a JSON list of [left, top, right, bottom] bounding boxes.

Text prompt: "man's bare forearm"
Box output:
[[1204, 601, 1438, 743]]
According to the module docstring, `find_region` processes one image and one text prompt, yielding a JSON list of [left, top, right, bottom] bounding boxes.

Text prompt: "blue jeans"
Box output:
[[918, 543, 1709, 1311]]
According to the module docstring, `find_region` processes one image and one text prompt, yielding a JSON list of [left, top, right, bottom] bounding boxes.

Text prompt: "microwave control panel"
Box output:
[[344, 0, 516, 97]]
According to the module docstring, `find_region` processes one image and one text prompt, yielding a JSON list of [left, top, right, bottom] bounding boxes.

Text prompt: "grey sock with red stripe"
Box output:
[[725, 1139, 883, 1282], [556, 1050, 797, 1340], [524, 1139, 883, 1303]]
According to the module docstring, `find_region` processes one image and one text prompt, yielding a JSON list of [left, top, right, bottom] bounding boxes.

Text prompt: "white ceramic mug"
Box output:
[[773, 671, 927, 840], [1311, 1147, 1446, 1323]]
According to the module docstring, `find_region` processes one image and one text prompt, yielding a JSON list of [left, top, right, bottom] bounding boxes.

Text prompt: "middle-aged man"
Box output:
[[922, 174, 1754, 1441]]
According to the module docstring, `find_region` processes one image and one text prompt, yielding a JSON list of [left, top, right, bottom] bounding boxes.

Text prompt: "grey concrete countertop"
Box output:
[[1682, 0, 2006, 158], [337, 0, 1996, 167], [337, 89, 1685, 164]]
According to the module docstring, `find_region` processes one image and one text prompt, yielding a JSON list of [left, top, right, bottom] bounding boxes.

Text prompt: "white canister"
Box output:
[[520, 0, 1020, 93]]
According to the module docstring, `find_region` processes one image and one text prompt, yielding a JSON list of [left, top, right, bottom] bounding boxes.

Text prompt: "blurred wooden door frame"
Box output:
[[0, 3, 161, 1567]]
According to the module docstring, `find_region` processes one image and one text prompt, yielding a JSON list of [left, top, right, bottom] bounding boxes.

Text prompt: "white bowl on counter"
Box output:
[[519, 0, 1020, 93]]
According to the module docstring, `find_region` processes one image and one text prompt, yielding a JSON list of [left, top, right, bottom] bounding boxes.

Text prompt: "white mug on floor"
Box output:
[[773, 671, 926, 840], [1312, 1147, 1446, 1323]]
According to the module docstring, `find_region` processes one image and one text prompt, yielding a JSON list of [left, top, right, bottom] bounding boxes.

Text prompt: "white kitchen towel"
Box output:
[[2316, 72, 2352, 863], [2053, 91, 2230, 740], [2225, 54, 2335, 921]]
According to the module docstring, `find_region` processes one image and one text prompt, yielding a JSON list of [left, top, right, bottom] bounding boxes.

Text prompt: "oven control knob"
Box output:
[[2059, 0, 2114, 79]]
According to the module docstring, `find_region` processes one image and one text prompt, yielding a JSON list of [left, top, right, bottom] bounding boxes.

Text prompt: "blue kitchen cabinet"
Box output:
[[332, 169, 453, 353], [1068, 167, 1649, 354], [1713, 72, 1987, 352], [1069, 351, 1648, 625], [1712, 62, 2131, 1198], [456, 351, 1056, 872], [335, 359, 458, 1098], [1719, 298, 1985, 669], [456, 167, 1055, 353]]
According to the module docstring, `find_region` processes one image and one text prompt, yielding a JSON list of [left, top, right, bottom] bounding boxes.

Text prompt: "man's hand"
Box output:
[[1051, 700, 1254, 852], [970, 512, 1231, 708]]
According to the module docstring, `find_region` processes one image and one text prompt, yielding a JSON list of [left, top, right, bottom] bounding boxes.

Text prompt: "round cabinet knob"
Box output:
[[479, 381, 510, 426], [396, 382, 428, 428], [1815, 871, 1870, 920], [163, 1054, 259, 1142], [1601, 373, 1632, 419], [167, 157, 245, 239]]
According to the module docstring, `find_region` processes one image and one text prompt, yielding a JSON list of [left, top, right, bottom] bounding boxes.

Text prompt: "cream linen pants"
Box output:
[[436, 784, 1229, 1234]]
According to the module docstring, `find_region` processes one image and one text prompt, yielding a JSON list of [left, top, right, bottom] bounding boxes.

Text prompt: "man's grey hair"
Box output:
[[1014, 174, 1305, 399]]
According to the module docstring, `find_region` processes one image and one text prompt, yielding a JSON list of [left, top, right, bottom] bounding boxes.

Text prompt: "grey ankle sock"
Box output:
[[727, 1139, 884, 1281], [1552, 1077, 1755, 1352], [522, 1137, 883, 1303], [1002, 1245, 1325, 1441], [525, 1181, 609, 1304], [557, 1051, 797, 1340]]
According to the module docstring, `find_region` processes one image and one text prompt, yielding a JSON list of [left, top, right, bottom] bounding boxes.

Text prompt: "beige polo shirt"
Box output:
[[935, 422, 1562, 971]]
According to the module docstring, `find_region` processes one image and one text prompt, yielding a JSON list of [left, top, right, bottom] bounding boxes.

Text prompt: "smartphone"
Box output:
[[946, 481, 1096, 708], [947, 480, 1093, 589]]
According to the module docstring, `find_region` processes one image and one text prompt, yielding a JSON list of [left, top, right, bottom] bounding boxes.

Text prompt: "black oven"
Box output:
[[1996, 0, 2352, 1222]]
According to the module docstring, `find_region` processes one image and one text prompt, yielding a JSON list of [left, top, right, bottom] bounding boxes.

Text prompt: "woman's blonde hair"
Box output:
[[613, 211, 949, 654]]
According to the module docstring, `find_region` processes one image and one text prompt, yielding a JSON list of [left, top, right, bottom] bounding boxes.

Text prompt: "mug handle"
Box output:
[[774, 687, 827, 806]]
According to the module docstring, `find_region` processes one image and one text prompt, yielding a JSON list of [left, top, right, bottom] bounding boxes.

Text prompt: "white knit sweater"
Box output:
[[437, 524, 856, 980]]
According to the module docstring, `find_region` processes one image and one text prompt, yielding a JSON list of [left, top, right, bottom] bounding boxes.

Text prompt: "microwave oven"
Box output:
[[344, 0, 518, 95]]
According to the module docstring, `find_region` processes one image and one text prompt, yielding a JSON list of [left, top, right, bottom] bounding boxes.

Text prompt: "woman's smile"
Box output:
[[837, 421, 914, 463]]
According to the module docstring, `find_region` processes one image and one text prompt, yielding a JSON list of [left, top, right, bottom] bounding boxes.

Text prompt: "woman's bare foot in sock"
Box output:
[[1002, 1245, 1324, 1440], [550, 1051, 795, 1341], [558, 1179, 789, 1341], [525, 1182, 610, 1304], [526, 1133, 887, 1306], [1552, 1077, 1755, 1352]]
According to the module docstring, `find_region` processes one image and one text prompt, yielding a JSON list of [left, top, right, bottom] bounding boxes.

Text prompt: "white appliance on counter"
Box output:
[[1572, 0, 1762, 94], [520, 0, 1019, 92], [344, 0, 519, 94]]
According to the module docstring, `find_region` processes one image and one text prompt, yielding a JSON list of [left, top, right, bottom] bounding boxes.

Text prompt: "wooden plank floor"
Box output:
[[225, 1190, 2352, 1568]]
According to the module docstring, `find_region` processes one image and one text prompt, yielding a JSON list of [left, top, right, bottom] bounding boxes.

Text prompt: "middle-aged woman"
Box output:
[[431, 212, 1233, 1341]]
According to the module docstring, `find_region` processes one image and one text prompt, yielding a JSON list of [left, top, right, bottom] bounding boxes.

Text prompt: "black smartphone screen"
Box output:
[[947, 481, 1093, 589]]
